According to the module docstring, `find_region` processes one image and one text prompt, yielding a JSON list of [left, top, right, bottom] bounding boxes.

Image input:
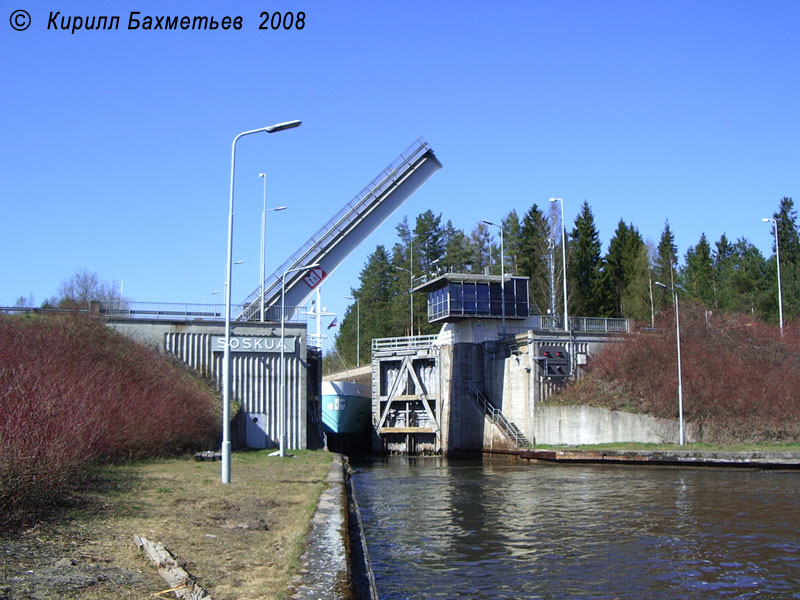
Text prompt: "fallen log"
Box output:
[[133, 534, 212, 600]]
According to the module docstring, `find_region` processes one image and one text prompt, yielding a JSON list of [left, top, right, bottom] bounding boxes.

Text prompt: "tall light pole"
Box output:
[[346, 295, 360, 366], [482, 219, 505, 333], [397, 265, 413, 335], [258, 172, 287, 322], [547, 238, 556, 320], [410, 236, 413, 334], [280, 262, 320, 457], [203, 290, 219, 305], [222, 120, 301, 484], [549, 198, 568, 331], [655, 281, 684, 446], [762, 217, 784, 336]]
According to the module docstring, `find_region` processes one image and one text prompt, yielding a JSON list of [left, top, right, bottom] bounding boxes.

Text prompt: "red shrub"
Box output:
[[0, 313, 220, 525], [558, 303, 800, 443]]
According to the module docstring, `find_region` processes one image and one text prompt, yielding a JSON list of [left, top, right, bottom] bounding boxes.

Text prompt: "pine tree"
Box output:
[[652, 220, 679, 310], [598, 220, 645, 318], [771, 197, 800, 320], [568, 201, 602, 317], [334, 245, 395, 366], [621, 243, 654, 324], [683, 233, 715, 307], [503, 210, 523, 274], [414, 210, 446, 279], [412, 211, 446, 334], [389, 218, 415, 335], [773, 197, 800, 265], [470, 222, 493, 275], [713, 235, 769, 316], [441, 220, 472, 273], [518, 203, 551, 313]]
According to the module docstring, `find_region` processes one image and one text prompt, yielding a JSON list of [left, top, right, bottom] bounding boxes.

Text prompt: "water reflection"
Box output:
[[351, 457, 800, 599]]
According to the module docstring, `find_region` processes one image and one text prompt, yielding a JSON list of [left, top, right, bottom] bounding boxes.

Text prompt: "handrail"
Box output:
[[467, 381, 530, 448], [539, 315, 630, 333], [97, 301, 306, 323], [372, 335, 438, 350]]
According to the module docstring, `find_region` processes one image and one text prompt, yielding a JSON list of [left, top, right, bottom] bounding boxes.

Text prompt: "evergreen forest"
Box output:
[[326, 197, 800, 372]]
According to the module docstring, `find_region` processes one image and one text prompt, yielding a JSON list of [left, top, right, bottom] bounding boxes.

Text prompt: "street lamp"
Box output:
[[279, 262, 320, 457], [655, 281, 684, 446], [258, 172, 288, 322], [549, 198, 568, 331], [762, 217, 784, 336], [222, 120, 301, 484], [203, 290, 219, 305], [346, 295, 361, 367], [482, 219, 505, 334]]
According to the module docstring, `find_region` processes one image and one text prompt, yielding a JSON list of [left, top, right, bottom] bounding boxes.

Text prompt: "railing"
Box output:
[[539, 315, 630, 333], [98, 302, 307, 323], [372, 334, 439, 351], [239, 138, 435, 319], [467, 381, 530, 448], [0, 306, 91, 315]]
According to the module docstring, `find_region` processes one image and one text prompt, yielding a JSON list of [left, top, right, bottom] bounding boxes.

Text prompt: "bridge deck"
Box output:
[[238, 138, 442, 320]]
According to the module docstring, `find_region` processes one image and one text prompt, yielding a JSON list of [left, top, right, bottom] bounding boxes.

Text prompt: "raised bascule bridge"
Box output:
[[237, 138, 442, 323], [102, 138, 443, 451]]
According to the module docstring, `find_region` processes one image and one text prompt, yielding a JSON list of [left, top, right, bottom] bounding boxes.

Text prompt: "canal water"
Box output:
[[351, 457, 800, 599]]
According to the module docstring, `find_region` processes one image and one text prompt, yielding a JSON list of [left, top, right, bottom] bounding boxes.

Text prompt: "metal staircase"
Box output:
[[467, 381, 531, 448], [238, 138, 442, 320]]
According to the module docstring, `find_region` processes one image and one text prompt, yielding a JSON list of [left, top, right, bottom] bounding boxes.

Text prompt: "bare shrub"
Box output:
[[0, 314, 220, 527], [554, 303, 800, 444]]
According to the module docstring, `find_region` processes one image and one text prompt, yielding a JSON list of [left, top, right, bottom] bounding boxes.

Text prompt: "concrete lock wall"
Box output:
[[478, 334, 683, 447], [106, 318, 309, 449], [432, 331, 683, 453], [439, 342, 487, 455], [532, 405, 679, 445]]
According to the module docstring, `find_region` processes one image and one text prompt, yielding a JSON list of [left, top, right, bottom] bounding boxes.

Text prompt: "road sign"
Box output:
[[303, 266, 327, 290]]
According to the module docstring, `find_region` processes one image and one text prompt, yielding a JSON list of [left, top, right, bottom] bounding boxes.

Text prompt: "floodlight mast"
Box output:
[[549, 198, 568, 331], [482, 219, 505, 334]]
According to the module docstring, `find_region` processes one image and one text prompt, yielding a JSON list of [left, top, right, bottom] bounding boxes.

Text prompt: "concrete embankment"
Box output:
[[291, 454, 377, 600], [485, 448, 800, 469]]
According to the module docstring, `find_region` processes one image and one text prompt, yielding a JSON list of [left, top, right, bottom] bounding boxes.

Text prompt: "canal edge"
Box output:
[[484, 448, 800, 469], [290, 453, 379, 600]]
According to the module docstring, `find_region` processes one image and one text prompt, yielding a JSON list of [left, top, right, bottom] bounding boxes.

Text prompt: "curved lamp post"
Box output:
[[222, 120, 301, 484], [762, 217, 784, 336], [279, 263, 320, 457], [655, 281, 684, 446]]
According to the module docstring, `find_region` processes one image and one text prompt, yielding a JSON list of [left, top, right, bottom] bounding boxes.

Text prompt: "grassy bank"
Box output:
[[0, 450, 333, 600]]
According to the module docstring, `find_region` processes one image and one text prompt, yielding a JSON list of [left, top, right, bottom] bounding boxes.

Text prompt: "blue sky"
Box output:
[[2, 1, 799, 351]]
